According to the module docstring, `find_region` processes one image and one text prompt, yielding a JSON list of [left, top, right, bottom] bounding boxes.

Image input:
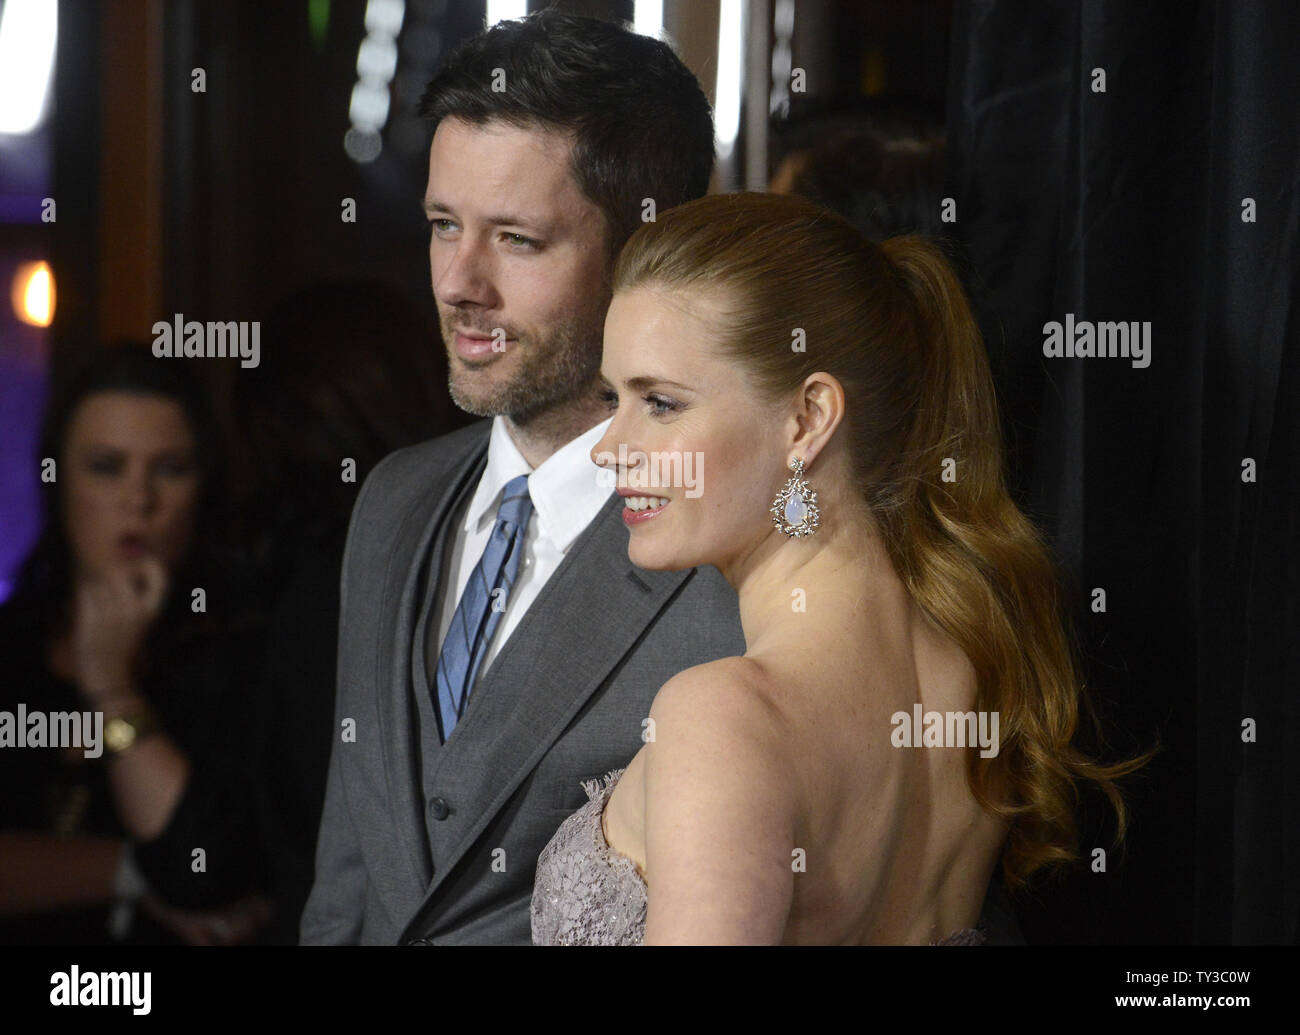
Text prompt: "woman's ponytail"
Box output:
[[878, 234, 1153, 893]]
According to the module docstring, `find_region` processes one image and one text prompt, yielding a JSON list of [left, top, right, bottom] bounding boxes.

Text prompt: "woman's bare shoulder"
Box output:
[[650, 656, 791, 738]]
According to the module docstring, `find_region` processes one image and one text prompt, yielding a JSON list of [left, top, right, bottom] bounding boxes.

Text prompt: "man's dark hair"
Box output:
[[418, 9, 714, 254]]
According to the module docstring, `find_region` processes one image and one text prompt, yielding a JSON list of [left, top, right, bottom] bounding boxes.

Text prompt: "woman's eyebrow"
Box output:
[[620, 375, 691, 391]]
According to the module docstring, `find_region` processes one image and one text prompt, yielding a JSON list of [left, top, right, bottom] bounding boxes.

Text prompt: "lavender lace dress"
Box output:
[[530, 767, 986, 946]]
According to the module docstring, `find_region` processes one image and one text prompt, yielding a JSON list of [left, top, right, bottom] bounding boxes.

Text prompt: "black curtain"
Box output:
[[946, 0, 1300, 944]]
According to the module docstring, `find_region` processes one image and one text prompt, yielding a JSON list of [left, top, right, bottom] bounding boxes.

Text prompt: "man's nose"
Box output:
[[433, 237, 497, 309]]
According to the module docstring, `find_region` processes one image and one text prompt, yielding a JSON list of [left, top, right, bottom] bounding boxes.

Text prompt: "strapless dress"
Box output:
[[530, 767, 987, 946]]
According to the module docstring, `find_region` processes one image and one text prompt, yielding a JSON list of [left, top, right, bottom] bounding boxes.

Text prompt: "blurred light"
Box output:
[[0, 0, 58, 134], [769, 0, 795, 117], [343, 127, 383, 163], [12, 261, 55, 328], [346, 0, 404, 162], [357, 34, 398, 80], [349, 80, 391, 132], [634, 0, 663, 38], [308, 0, 331, 51], [364, 0, 405, 37], [485, 0, 527, 29], [774, 0, 794, 34], [714, 0, 744, 160]]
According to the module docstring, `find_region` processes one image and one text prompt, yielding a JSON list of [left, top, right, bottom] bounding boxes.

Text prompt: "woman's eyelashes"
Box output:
[[83, 453, 196, 478], [599, 388, 680, 417]]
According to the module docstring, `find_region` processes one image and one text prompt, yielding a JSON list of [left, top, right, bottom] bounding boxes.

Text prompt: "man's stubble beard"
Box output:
[[443, 304, 607, 427]]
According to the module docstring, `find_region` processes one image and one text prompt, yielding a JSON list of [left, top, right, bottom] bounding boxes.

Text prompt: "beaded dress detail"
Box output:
[[530, 767, 986, 946]]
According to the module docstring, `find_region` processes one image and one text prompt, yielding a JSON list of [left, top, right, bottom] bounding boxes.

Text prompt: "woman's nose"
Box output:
[[122, 473, 157, 514], [591, 421, 618, 469], [591, 419, 636, 488]]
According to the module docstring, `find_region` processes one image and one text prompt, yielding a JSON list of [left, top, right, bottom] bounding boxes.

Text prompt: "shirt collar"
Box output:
[[464, 414, 615, 553]]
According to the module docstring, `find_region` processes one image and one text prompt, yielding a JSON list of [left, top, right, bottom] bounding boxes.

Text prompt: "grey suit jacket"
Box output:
[[300, 419, 747, 944], [300, 418, 1024, 945]]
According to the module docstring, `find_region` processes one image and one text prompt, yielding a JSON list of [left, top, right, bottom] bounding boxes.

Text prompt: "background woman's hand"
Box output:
[[139, 891, 273, 946], [71, 556, 169, 700]]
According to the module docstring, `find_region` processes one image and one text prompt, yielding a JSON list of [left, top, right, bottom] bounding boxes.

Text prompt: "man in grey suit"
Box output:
[[301, 10, 1022, 945], [300, 11, 738, 945]]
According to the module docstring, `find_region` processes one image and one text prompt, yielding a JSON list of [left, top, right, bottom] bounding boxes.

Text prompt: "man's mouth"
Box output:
[[452, 330, 515, 361]]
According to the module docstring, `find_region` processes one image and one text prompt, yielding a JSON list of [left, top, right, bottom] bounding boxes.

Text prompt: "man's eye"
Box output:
[[425, 217, 454, 235], [599, 389, 619, 409], [502, 232, 538, 249]]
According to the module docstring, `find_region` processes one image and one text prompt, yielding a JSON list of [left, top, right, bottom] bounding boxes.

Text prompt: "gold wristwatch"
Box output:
[[104, 707, 161, 755]]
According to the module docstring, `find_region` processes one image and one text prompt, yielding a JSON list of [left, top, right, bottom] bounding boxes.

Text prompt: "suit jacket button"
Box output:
[[429, 796, 450, 820], [406, 937, 434, 946]]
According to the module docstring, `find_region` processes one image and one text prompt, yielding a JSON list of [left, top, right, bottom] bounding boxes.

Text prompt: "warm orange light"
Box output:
[[12, 260, 55, 327]]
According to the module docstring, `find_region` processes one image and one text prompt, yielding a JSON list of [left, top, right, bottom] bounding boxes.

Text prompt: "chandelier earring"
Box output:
[[770, 455, 821, 538]]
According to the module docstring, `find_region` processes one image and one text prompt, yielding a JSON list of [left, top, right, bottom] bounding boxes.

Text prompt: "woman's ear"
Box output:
[[789, 371, 846, 469]]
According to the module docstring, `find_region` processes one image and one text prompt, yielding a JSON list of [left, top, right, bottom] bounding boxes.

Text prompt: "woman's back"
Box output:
[[598, 572, 1010, 944], [747, 584, 1009, 945]]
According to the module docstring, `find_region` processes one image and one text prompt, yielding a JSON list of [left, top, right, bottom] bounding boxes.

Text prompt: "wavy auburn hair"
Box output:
[[612, 191, 1153, 894]]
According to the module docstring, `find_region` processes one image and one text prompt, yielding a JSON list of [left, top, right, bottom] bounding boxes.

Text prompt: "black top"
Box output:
[[0, 594, 266, 944]]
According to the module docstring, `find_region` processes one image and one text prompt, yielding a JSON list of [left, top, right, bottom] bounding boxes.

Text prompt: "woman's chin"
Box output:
[[627, 543, 697, 573]]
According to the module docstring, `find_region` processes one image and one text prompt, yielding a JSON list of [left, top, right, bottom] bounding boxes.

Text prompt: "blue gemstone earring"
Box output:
[[770, 456, 821, 538]]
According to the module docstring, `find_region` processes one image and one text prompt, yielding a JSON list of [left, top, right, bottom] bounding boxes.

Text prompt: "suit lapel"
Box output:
[[417, 491, 691, 905], [375, 432, 488, 892]]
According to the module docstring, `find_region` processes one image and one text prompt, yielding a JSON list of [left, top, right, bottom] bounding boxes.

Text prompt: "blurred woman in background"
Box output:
[[0, 344, 268, 944]]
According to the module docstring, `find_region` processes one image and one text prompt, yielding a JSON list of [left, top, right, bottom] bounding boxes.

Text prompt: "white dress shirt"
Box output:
[[429, 414, 615, 694]]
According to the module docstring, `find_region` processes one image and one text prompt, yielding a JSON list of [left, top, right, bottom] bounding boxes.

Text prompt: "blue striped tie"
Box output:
[[434, 473, 534, 741]]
